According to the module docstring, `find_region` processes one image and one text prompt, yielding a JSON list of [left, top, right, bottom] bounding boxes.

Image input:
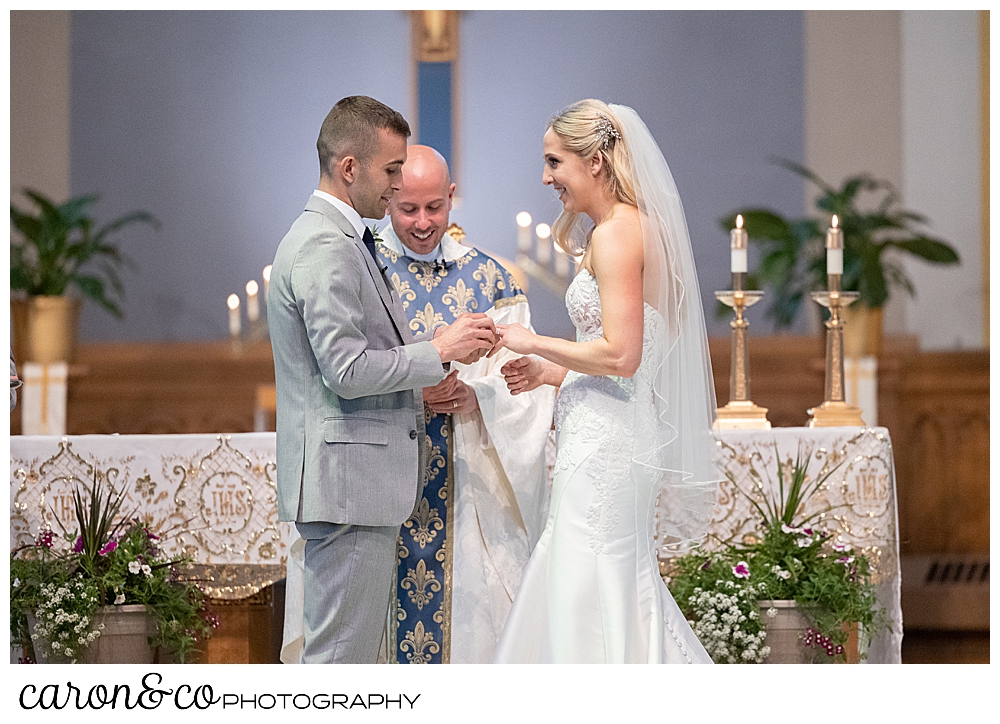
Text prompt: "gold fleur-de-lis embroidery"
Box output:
[[378, 244, 401, 264], [425, 440, 445, 482], [390, 273, 417, 311], [401, 559, 441, 611], [453, 248, 477, 270], [410, 261, 445, 292], [399, 621, 439, 664], [441, 278, 478, 318], [409, 302, 446, 336], [403, 497, 444, 549], [397, 534, 410, 561], [473, 259, 506, 302]]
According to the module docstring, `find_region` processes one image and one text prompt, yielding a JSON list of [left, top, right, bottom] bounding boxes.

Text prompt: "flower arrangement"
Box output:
[[666, 446, 888, 663], [10, 472, 215, 663]]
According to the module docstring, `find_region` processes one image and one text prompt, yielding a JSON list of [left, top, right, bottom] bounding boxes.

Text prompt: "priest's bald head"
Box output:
[[388, 145, 456, 255]]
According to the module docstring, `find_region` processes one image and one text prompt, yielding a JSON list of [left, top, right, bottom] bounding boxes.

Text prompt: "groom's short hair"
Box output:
[[317, 96, 411, 178]]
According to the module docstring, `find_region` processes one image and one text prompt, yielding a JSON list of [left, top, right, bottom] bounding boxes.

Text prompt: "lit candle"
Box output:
[[554, 246, 569, 278], [246, 280, 259, 322], [262, 265, 272, 301], [826, 215, 844, 275], [227, 294, 241, 337], [516, 212, 532, 253], [535, 223, 552, 265], [730, 214, 748, 274]]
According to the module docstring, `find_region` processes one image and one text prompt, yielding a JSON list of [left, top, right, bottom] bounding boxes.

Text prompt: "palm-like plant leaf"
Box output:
[[720, 160, 960, 327], [10, 189, 158, 315]]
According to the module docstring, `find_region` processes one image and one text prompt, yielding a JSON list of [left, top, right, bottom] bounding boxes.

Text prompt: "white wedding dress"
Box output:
[[493, 269, 713, 664]]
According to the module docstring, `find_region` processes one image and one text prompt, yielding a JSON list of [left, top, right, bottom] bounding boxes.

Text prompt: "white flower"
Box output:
[[781, 523, 800, 534], [114, 593, 126, 605], [128, 561, 141, 574], [776, 569, 791, 580], [766, 607, 778, 618], [796, 537, 812, 548], [13, 578, 20, 588], [141, 564, 152, 577]]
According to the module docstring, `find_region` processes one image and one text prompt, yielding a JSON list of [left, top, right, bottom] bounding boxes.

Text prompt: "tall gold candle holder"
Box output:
[[714, 216, 770, 429], [807, 216, 865, 427], [714, 288, 771, 429]]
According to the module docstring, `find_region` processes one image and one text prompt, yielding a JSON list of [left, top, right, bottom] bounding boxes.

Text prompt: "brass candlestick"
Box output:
[[714, 271, 770, 429], [807, 219, 865, 427]]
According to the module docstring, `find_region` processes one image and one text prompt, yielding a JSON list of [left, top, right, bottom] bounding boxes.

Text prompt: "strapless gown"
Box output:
[[493, 269, 712, 663]]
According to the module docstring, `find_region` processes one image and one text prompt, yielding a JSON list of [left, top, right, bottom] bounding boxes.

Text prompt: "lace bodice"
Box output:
[[554, 269, 667, 554]]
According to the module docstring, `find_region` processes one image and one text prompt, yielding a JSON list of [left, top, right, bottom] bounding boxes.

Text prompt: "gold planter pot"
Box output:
[[842, 305, 883, 359], [10, 295, 83, 364]]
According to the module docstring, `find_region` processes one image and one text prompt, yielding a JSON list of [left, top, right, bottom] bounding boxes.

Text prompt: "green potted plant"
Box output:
[[720, 160, 959, 356], [9, 189, 159, 363], [665, 446, 888, 663], [10, 471, 215, 664]]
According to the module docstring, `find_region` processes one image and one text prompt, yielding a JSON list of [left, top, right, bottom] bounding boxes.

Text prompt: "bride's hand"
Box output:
[[501, 356, 548, 395], [494, 323, 536, 356]]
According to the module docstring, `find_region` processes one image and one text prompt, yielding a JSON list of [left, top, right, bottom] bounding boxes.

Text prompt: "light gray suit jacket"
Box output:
[[268, 195, 446, 526]]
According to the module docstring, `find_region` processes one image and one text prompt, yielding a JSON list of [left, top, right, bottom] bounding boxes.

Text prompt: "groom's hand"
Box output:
[[431, 313, 497, 364]]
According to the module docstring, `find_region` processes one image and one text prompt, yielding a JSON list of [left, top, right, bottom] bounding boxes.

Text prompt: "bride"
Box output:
[[492, 100, 719, 663]]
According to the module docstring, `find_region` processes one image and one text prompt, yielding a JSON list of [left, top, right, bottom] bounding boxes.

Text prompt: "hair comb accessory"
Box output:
[[595, 114, 622, 149]]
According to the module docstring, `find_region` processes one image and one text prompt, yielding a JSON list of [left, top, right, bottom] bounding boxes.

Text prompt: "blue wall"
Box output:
[[70, 10, 806, 341]]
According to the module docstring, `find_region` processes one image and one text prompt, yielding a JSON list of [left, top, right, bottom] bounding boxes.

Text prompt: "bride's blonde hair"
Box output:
[[547, 99, 637, 255]]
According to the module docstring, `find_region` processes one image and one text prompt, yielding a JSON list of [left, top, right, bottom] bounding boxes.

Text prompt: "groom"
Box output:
[[268, 95, 498, 663]]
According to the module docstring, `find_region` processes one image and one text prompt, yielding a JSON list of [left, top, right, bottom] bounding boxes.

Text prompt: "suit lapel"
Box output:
[[305, 195, 412, 343]]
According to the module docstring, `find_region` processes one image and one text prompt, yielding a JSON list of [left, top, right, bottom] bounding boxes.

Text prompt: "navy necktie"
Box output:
[[362, 227, 379, 266]]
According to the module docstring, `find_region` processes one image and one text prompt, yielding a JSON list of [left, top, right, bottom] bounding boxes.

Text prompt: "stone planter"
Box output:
[[10, 295, 83, 364], [760, 600, 859, 664], [28, 604, 156, 664]]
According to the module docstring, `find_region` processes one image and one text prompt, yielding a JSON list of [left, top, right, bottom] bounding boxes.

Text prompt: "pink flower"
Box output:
[[72, 536, 84, 553], [35, 530, 54, 548], [98, 540, 118, 556], [144, 528, 160, 541], [732, 561, 751, 579], [801, 527, 814, 537]]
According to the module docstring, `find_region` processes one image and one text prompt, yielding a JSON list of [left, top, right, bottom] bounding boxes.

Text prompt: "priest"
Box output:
[[377, 146, 554, 664]]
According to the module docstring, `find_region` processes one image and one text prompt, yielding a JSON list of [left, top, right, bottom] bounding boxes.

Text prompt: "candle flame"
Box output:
[[736, 214, 744, 230], [246, 280, 259, 295], [535, 223, 551, 239], [516, 211, 532, 228], [831, 214, 839, 229], [263, 265, 272, 282], [227, 294, 240, 310]]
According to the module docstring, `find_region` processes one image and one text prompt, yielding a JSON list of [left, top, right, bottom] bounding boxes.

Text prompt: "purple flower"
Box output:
[[98, 540, 118, 556], [836, 555, 855, 565], [801, 527, 814, 537], [72, 536, 84, 553], [144, 527, 160, 541], [35, 530, 54, 548], [732, 561, 751, 579], [833, 542, 849, 552], [700, 560, 712, 571]]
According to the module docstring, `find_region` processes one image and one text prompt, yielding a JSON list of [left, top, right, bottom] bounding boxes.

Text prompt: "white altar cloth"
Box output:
[[10, 428, 901, 662], [10, 433, 289, 599]]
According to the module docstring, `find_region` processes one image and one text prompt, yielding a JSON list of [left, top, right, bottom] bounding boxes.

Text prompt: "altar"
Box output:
[[11, 427, 901, 664]]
